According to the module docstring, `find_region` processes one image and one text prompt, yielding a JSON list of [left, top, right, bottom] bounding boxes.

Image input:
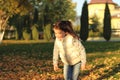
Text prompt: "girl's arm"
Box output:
[[53, 40, 59, 71], [78, 40, 86, 70], [72, 38, 86, 70], [80, 47, 86, 70]]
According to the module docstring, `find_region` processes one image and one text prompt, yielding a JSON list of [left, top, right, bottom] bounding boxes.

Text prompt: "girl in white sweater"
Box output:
[[53, 21, 86, 80]]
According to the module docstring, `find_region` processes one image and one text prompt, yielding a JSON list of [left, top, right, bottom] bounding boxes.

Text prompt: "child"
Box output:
[[53, 21, 86, 80]]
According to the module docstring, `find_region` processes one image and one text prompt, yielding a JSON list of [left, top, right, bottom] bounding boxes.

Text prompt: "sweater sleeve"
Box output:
[[80, 44, 86, 65], [72, 38, 86, 65], [53, 39, 59, 65]]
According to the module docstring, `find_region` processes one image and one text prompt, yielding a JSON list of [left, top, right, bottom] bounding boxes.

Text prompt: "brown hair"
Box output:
[[53, 21, 79, 39]]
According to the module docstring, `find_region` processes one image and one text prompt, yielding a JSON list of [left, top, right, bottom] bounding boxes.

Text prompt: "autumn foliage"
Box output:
[[0, 41, 120, 80]]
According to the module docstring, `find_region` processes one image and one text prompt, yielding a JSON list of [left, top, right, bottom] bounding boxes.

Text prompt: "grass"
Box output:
[[0, 40, 120, 80]]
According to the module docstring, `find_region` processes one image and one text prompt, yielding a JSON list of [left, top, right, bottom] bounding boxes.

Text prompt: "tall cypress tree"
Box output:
[[103, 3, 111, 41], [33, 8, 38, 24], [80, 0, 89, 42]]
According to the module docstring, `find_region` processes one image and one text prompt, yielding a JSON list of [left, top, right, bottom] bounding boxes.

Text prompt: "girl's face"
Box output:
[[53, 28, 66, 40]]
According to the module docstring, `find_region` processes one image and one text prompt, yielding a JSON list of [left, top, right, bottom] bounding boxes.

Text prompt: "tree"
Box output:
[[1, 0, 76, 40], [43, 24, 52, 41], [31, 8, 39, 40], [89, 14, 101, 32], [80, 0, 89, 41], [0, 0, 33, 16], [103, 3, 111, 41], [32, 24, 39, 40], [0, 0, 33, 40], [33, 8, 38, 24], [36, 0, 76, 40], [37, 0, 76, 26], [29, 0, 76, 40], [8, 15, 24, 39]]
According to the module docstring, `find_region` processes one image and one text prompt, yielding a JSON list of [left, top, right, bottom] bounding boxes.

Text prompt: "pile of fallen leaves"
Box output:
[[0, 55, 63, 80]]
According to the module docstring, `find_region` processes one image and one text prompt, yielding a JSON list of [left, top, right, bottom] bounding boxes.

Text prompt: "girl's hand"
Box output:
[[53, 64, 59, 71], [81, 64, 86, 71]]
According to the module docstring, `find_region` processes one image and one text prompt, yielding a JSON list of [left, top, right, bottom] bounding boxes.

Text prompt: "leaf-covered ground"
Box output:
[[0, 52, 120, 80], [0, 41, 120, 80], [0, 55, 64, 80]]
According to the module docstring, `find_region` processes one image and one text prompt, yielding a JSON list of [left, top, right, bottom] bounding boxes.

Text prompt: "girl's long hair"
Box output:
[[53, 21, 79, 40]]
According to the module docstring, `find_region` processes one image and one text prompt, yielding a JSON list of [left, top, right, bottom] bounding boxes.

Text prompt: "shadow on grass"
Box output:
[[97, 63, 120, 80], [83, 41, 120, 53], [80, 63, 120, 79], [80, 64, 105, 78]]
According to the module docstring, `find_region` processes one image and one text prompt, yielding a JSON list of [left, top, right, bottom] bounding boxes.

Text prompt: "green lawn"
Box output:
[[0, 40, 120, 80]]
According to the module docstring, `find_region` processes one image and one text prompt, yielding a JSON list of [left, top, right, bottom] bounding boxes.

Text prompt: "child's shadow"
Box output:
[[97, 63, 120, 80]]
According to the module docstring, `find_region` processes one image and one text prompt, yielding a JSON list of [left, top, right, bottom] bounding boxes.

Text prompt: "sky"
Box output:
[[72, 0, 120, 16]]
